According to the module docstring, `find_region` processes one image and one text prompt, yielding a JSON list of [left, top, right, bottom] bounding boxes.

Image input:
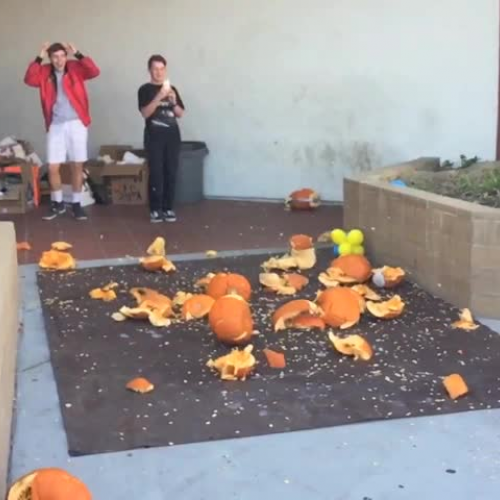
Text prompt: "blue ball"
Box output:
[[390, 179, 407, 188], [332, 244, 340, 257]]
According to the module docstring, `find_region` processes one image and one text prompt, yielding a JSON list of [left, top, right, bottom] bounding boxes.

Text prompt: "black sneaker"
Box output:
[[72, 203, 88, 221], [42, 201, 66, 221], [150, 211, 162, 223], [164, 210, 177, 222]]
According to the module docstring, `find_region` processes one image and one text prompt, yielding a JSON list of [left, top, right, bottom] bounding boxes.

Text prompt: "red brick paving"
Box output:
[[3, 200, 342, 264]]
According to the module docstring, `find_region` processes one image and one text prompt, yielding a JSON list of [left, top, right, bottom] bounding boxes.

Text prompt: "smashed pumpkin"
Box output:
[[140, 255, 176, 273], [207, 272, 252, 301], [51, 241, 73, 251], [259, 272, 309, 295], [207, 344, 256, 380], [443, 373, 469, 400], [116, 287, 173, 327], [372, 265, 406, 288], [126, 377, 154, 393], [16, 241, 31, 251], [89, 282, 118, 302], [328, 332, 373, 361], [182, 294, 215, 320], [39, 249, 76, 270], [285, 188, 320, 210], [7, 468, 91, 500], [263, 348, 286, 369], [291, 314, 326, 330], [351, 284, 381, 301], [262, 234, 316, 271], [318, 266, 358, 287], [147, 236, 166, 256], [330, 254, 372, 283], [366, 295, 405, 319], [271, 299, 323, 332], [209, 295, 254, 345], [316, 287, 363, 329], [451, 308, 479, 331]]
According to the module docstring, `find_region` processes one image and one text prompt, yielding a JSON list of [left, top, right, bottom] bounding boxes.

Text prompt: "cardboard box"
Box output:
[[0, 163, 32, 214], [86, 145, 149, 205]]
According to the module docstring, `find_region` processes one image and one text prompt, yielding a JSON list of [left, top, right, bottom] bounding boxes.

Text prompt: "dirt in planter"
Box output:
[[400, 157, 500, 208]]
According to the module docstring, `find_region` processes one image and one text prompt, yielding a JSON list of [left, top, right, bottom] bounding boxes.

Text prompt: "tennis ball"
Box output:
[[331, 229, 347, 245], [347, 229, 364, 246], [338, 242, 352, 256], [352, 245, 365, 255]]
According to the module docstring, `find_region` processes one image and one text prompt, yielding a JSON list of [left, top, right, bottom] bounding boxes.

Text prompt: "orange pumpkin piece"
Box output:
[[207, 272, 252, 301], [451, 308, 479, 331], [284, 273, 309, 291], [89, 282, 118, 302], [318, 266, 358, 287], [126, 377, 154, 393], [39, 249, 76, 270], [285, 187, 320, 210], [7, 468, 91, 500], [316, 287, 362, 329], [207, 344, 256, 380], [51, 241, 73, 251], [140, 255, 176, 273], [117, 287, 173, 327], [328, 332, 373, 361], [372, 265, 406, 288], [263, 348, 286, 369], [351, 284, 381, 301], [259, 272, 309, 295], [271, 299, 322, 332], [130, 287, 172, 315], [330, 254, 373, 283], [290, 234, 314, 251], [209, 295, 254, 345], [291, 314, 326, 330], [147, 236, 166, 256], [182, 294, 215, 320], [16, 241, 31, 251], [443, 373, 469, 400], [366, 295, 405, 319], [262, 234, 317, 271]]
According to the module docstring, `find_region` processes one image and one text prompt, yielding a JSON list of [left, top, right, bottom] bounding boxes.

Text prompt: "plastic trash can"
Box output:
[[175, 141, 209, 204]]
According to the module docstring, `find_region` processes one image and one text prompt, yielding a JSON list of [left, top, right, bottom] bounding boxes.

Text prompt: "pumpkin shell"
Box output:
[[207, 273, 252, 301], [287, 188, 320, 210], [330, 254, 372, 283], [317, 287, 362, 328], [209, 295, 254, 345], [7, 468, 91, 500]]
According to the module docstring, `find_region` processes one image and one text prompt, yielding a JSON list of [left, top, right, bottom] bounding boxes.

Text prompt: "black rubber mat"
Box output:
[[37, 248, 500, 456]]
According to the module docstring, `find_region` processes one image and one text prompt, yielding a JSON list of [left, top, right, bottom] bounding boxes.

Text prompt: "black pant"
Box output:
[[144, 125, 181, 212]]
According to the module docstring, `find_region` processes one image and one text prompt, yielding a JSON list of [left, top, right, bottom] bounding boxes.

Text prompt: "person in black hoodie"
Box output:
[[138, 55, 185, 223]]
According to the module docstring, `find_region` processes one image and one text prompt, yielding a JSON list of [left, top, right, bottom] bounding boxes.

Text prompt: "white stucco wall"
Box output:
[[0, 0, 498, 201]]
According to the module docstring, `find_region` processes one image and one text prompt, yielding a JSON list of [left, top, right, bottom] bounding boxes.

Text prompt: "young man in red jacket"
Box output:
[[24, 42, 100, 221]]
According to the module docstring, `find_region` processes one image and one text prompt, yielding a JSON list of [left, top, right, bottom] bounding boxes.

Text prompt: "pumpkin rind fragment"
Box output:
[[7, 468, 92, 500], [328, 332, 373, 361], [39, 249, 76, 270], [366, 295, 405, 319], [443, 373, 469, 400], [207, 344, 256, 380]]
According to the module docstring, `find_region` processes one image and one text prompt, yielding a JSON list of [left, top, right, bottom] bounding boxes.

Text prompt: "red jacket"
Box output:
[[24, 55, 100, 130]]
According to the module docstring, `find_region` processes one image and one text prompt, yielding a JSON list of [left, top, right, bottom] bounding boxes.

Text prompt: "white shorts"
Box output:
[[47, 119, 88, 164]]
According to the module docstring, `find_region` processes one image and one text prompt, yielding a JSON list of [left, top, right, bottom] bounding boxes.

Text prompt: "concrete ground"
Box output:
[[9, 251, 500, 500]]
